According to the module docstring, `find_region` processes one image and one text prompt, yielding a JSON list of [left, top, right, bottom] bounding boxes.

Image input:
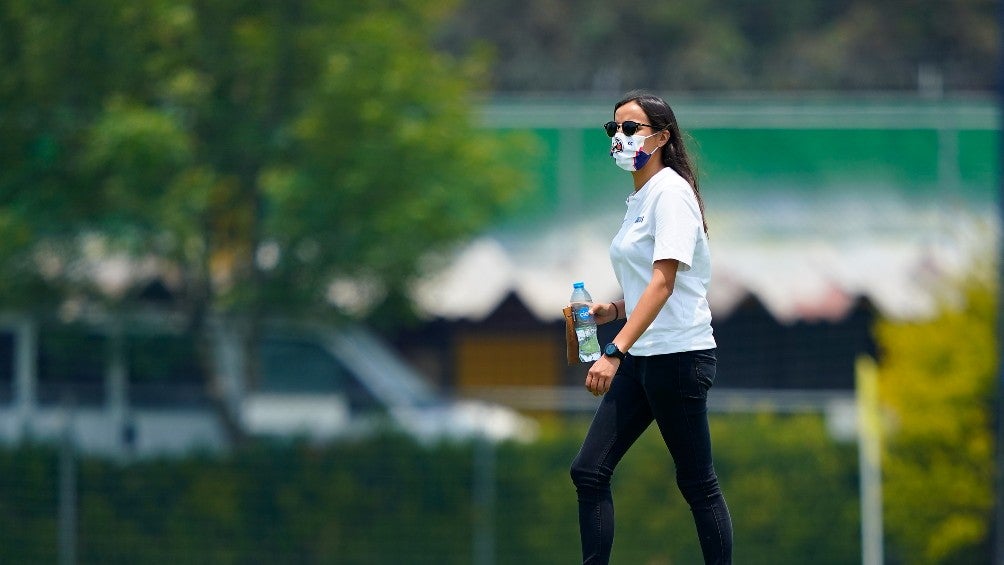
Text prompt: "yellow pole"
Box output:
[[856, 355, 884, 565]]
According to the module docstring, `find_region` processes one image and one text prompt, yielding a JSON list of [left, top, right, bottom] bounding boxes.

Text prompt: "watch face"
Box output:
[[604, 343, 620, 357]]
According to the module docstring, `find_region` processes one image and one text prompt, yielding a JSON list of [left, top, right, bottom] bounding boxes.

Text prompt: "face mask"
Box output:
[[610, 132, 659, 172]]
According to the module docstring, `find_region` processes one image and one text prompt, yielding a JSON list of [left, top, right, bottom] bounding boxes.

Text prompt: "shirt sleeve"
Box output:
[[652, 185, 701, 272]]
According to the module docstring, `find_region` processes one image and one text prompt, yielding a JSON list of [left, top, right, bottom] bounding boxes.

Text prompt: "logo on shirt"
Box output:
[[634, 216, 645, 223]]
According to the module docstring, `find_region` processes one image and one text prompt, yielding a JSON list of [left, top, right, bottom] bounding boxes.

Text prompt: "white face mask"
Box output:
[[610, 132, 659, 172]]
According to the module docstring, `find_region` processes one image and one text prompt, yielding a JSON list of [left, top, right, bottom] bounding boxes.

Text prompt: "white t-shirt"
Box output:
[[609, 166, 716, 356]]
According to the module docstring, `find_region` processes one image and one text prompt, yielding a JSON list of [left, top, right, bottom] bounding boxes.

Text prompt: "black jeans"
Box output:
[[570, 349, 733, 564]]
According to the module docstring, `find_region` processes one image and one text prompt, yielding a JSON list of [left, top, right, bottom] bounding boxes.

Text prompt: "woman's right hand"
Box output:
[[590, 302, 618, 325]]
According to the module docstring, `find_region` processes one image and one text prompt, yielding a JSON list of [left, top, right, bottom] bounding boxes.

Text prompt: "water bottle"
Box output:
[[570, 282, 601, 362]]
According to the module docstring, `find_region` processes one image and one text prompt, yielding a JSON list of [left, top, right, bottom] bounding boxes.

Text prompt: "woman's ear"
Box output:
[[659, 129, 671, 148]]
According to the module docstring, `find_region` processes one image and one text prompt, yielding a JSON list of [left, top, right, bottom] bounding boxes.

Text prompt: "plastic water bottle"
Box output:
[[570, 282, 601, 362]]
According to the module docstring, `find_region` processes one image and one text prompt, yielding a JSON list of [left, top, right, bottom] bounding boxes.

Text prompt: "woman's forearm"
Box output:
[[612, 283, 669, 352], [611, 259, 678, 352]]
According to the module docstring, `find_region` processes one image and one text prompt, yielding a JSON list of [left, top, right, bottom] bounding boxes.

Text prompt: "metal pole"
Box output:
[[13, 317, 36, 438], [472, 437, 497, 565], [58, 391, 77, 565]]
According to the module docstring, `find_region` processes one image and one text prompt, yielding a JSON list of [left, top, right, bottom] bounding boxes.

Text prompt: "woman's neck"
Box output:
[[631, 163, 666, 191]]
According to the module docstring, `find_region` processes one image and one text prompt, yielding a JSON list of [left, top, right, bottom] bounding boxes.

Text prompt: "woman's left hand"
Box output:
[[585, 355, 619, 396]]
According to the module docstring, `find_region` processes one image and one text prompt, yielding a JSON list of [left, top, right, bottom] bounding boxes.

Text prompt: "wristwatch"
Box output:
[[603, 343, 625, 361]]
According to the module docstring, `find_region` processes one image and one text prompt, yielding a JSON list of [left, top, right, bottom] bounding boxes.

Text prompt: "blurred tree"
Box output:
[[2, 0, 528, 314], [437, 0, 997, 92], [0, 0, 529, 429], [875, 279, 995, 563]]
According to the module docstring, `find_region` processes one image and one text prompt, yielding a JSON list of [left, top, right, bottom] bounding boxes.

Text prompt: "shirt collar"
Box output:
[[625, 167, 670, 205]]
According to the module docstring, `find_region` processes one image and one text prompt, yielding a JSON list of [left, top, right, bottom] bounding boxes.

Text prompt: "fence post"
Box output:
[[58, 391, 77, 565], [995, 3, 1004, 560]]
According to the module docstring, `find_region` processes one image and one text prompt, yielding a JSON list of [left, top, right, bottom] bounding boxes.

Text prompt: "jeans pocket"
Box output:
[[683, 351, 716, 402], [695, 355, 716, 390]]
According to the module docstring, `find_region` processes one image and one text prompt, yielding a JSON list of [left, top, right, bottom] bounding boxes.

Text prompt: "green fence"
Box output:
[[480, 96, 998, 227], [0, 413, 862, 564]]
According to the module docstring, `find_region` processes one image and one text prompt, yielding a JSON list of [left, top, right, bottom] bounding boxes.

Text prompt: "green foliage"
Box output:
[[0, 0, 531, 318], [875, 280, 996, 563], [0, 446, 58, 563], [711, 414, 860, 563], [0, 415, 861, 564], [610, 413, 859, 564]]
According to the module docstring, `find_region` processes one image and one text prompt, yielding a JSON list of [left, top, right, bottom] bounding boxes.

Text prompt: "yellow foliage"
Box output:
[[875, 279, 996, 563]]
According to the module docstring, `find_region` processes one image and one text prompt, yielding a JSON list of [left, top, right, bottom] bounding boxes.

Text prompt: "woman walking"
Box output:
[[570, 90, 733, 564]]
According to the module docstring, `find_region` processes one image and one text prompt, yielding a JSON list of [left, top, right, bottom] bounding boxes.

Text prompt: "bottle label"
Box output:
[[573, 305, 600, 362], [576, 328, 601, 362]]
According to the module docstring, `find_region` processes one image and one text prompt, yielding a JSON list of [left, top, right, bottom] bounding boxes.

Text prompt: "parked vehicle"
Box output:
[[0, 312, 537, 458]]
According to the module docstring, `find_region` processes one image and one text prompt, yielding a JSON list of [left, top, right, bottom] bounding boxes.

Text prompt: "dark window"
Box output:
[[128, 334, 210, 407], [38, 328, 106, 406], [259, 338, 380, 412], [0, 330, 13, 404]]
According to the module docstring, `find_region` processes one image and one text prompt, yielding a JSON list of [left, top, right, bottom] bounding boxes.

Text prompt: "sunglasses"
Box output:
[[604, 120, 655, 137]]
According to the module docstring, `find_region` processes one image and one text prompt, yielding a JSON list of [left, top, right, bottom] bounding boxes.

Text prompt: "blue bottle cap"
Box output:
[[573, 282, 584, 288]]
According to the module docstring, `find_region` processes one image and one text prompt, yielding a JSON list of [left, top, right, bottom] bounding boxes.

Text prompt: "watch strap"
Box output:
[[603, 343, 625, 360]]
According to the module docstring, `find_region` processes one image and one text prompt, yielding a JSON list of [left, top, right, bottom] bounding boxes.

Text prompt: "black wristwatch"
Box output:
[[603, 343, 625, 361]]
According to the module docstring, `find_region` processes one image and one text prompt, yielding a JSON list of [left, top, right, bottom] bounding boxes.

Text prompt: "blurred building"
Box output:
[[0, 95, 995, 453]]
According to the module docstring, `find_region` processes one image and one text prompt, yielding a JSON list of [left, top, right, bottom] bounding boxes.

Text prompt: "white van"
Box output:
[[0, 312, 537, 458]]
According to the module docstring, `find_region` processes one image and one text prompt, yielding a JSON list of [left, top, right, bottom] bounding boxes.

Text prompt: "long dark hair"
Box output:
[[615, 90, 708, 233]]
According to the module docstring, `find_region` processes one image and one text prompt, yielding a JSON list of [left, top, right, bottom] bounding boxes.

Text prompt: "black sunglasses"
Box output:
[[604, 120, 655, 137]]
